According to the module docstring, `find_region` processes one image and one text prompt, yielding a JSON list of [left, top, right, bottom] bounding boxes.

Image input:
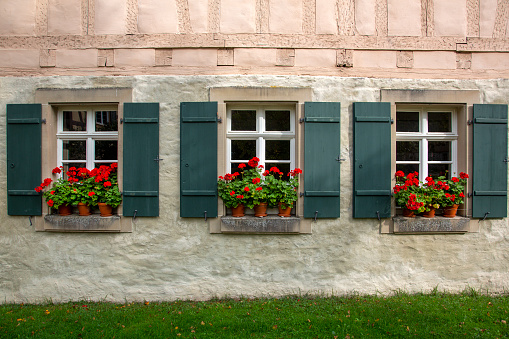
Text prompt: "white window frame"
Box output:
[[396, 104, 458, 181], [56, 105, 119, 170], [226, 103, 296, 173]]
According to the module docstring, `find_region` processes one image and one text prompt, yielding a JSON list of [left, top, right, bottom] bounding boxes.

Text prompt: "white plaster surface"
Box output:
[[220, 0, 256, 33], [269, 0, 303, 33], [1, 75, 509, 303], [48, 0, 82, 35], [355, 0, 376, 35], [95, 0, 127, 34], [138, 0, 179, 34], [388, 0, 421, 36], [434, 0, 467, 37], [0, 0, 36, 35]]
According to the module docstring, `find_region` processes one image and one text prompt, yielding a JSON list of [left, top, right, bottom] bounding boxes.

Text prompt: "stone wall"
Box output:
[[0, 0, 508, 78], [1, 75, 509, 303]]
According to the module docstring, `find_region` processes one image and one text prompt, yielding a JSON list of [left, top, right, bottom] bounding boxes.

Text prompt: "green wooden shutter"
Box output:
[[7, 104, 42, 215], [472, 104, 508, 218], [123, 103, 159, 217], [353, 102, 392, 218], [304, 102, 341, 218], [180, 102, 218, 218]]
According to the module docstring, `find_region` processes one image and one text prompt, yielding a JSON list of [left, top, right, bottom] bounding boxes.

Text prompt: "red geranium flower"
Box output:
[[47, 199, 54, 207], [236, 195, 244, 199], [244, 187, 250, 192], [52, 167, 62, 174], [34, 186, 42, 193], [255, 187, 262, 191], [452, 177, 459, 183], [460, 172, 469, 179], [88, 191, 95, 196], [104, 181, 112, 187], [238, 163, 246, 169], [252, 178, 260, 184], [230, 191, 235, 196], [395, 170, 405, 178], [270, 167, 280, 173]]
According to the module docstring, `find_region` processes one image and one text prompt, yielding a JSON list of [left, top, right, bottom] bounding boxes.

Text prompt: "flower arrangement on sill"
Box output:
[[436, 172, 469, 207], [217, 157, 302, 216], [393, 171, 428, 213]]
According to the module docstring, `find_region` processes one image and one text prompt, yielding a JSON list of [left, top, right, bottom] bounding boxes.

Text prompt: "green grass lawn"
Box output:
[[1, 290, 509, 338]]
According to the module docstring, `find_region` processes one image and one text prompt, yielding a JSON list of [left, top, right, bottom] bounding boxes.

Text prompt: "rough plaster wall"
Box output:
[[1, 75, 509, 303]]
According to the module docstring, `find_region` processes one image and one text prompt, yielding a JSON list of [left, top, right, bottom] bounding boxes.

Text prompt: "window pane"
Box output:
[[266, 140, 290, 160], [63, 140, 86, 160], [265, 163, 291, 180], [396, 164, 419, 176], [63, 111, 87, 131], [396, 112, 419, 132], [266, 110, 290, 131], [95, 111, 118, 131], [396, 141, 419, 161], [428, 164, 450, 178], [428, 141, 450, 161], [95, 140, 118, 160], [231, 140, 256, 160], [231, 110, 256, 131], [428, 112, 451, 132]]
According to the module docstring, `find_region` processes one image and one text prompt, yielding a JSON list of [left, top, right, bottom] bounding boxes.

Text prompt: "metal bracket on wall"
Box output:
[[314, 211, 318, 221], [204, 211, 207, 221], [133, 210, 137, 221]]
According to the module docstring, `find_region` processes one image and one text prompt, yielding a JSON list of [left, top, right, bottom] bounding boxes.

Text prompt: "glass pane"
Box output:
[[63, 111, 87, 131], [95, 140, 118, 160], [428, 164, 450, 178], [95, 111, 118, 131], [265, 163, 291, 180], [266, 110, 290, 131], [231, 140, 256, 160], [428, 141, 450, 161], [396, 164, 419, 177], [266, 140, 290, 160], [396, 112, 419, 132], [396, 141, 419, 161], [428, 112, 451, 132], [231, 110, 256, 131], [63, 140, 86, 160]]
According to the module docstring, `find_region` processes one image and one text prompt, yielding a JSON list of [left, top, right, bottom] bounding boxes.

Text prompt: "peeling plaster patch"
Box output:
[[155, 49, 173, 66], [98, 49, 114, 67], [217, 48, 234, 66], [276, 49, 295, 66], [397, 51, 414, 68], [456, 52, 472, 69], [336, 49, 353, 67], [40, 49, 56, 68]]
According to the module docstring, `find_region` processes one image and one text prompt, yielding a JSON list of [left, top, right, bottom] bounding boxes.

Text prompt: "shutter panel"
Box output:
[[472, 104, 508, 218], [180, 102, 218, 218], [7, 104, 42, 215], [123, 103, 159, 217], [353, 102, 391, 218], [304, 102, 341, 218]]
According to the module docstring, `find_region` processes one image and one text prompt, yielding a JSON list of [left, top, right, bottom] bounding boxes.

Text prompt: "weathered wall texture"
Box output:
[[1, 75, 509, 303], [0, 0, 508, 78]]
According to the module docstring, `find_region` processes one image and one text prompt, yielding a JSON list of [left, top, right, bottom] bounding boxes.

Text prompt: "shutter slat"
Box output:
[[180, 102, 218, 218], [304, 102, 341, 218], [123, 103, 159, 217], [7, 104, 42, 215], [353, 102, 391, 218], [473, 104, 508, 218]]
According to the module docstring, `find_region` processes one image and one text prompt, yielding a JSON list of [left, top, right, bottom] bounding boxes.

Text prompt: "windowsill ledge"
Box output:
[[221, 215, 301, 234], [393, 215, 470, 234], [41, 214, 124, 232]]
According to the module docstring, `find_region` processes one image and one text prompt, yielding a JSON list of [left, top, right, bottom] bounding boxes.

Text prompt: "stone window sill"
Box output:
[[35, 214, 131, 232], [392, 216, 470, 234], [220, 215, 302, 234]]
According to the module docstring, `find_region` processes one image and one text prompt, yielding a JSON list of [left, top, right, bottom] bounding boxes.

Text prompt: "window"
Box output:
[[57, 106, 118, 172], [227, 104, 295, 174], [396, 105, 458, 180]]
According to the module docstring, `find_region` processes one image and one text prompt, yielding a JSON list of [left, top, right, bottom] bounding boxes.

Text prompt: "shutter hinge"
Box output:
[[154, 155, 163, 162], [300, 192, 304, 197], [467, 120, 474, 125], [41, 119, 46, 124], [217, 115, 222, 123], [482, 212, 490, 221], [504, 158, 509, 163], [120, 118, 124, 124], [299, 118, 305, 123], [336, 156, 346, 162], [468, 192, 473, 198], [376, 211, 381, 221], [133, 210, 137, 221], [204, 211, 207, 221], [390, 119, 394, 124]]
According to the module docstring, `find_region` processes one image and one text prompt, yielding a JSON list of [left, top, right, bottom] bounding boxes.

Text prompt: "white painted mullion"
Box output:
[[451, 139, 458, 177], [226, 138, 232, 173], [87, 137, 94, 169], [421, 139, 428, 180], [258, 136, 265, 166], [290, 138, 296, 169]]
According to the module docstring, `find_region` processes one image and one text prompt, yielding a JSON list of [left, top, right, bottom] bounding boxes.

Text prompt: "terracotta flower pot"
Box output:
[[402, 208, 415, 218], [278, 203, 292, 217], [443, 204, 459, 218], [421, 207, 436, 218], [253, 202, 268, 217], [78, 202, 91, 216], [231, 204, 245, 217], [58, 204, 72, 216], [98, 202, 113, 217]]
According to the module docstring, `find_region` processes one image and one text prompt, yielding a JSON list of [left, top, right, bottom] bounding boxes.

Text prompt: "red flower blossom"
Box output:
[[460, 172, 469, 179], [459, 192, 465, 198], [50, 191, 55, 195], [294, 168, 302, 174], [258, 165, 264, 169], [252, 178, 260, 184], [88, 191, 95, 196], [218, 176, 224, 180], [111, 163, 118, 170], [452, 177, 459, 183], [104, 181, 112, 187], [43, 178, 52, 187], [395, 170, 405, 177], [230, 191, 235, 196], [47, 199, 54, 207], [263, 170, 270, 176], [244, 187, 250, 192], [34, 186, 42, 193], [236, 195, 244, 199], [270, 166, 280, 173], [238, 163, 246, 169], [233, 172, 240, 177], [248, 157, 260, 167], [52, 167, 62, 174], [255, 187, 262, 191]]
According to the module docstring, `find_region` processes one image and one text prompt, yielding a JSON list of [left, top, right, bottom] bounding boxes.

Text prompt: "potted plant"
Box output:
[[421, 176, 445, 217], [437, 172, 468, 217], [393, 171, 428, 217], [218, 172, 246, 217], [35, 166, 80, 215], [91, 164, 122, 217], [264, 166, 302, 217]]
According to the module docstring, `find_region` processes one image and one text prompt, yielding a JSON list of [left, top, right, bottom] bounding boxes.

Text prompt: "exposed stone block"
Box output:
[[336, 49, 353, 67], [138, 0, 178, 34], [388, 0, 421, 36], [220, 0, 256, 33], [56, 49, 98, 68], [48, 0, 81, 35], [276, 48, 295, 66], [397, 50, 414, 68], [393, 216, 470, 234], [0, 0, 36, 35], [269, 0, 302, 33], [44, 214, 122, 232], [217, 48, 234, 66], [98, 49, 114, 67], [434, 0, 467, 37], [40, 49, 56, 68], [155, 49, 173, 66], [456, 52, 472, 69], [221, 216, 300, 233], [413, 51, 456, 69]]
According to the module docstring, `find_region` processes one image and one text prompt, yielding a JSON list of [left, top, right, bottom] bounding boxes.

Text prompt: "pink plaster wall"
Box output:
[[48, 0, 81, 35], [353, 50, 397, 68], [138, 0, 179, 34], [269, 0, 303, 34], [172, 49, 218, 67], [0, 0, 36, 35], [355, 0, 376, 36], [220, 0, 256, 33], [56, 49, 98, 68], [434, 0, 467, 37], [95, 0, 127, 34], [0, 50, 39, 68], [388, 0, 421, 36], [413, 51, 457, 69]]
